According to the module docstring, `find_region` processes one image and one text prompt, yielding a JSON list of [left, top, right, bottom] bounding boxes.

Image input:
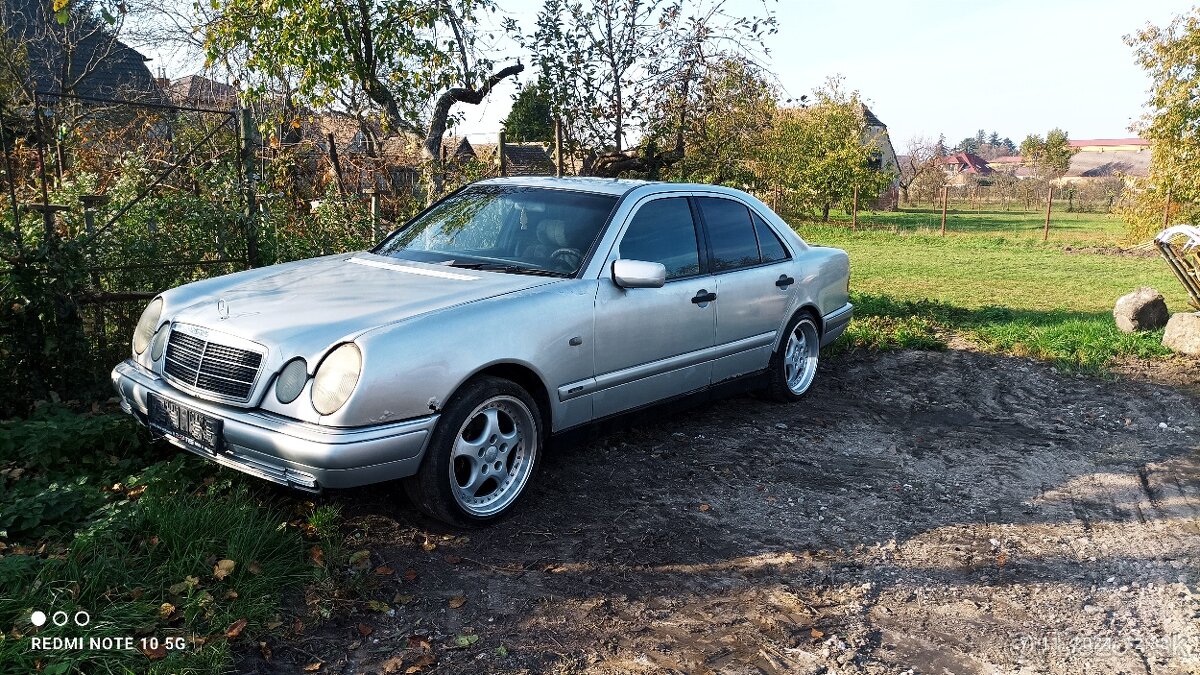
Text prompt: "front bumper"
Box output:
[[112, 359, 437, 490]]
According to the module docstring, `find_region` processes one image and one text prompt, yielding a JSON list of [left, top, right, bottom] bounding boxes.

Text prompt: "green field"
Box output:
[[794, 208, 1190, 370]]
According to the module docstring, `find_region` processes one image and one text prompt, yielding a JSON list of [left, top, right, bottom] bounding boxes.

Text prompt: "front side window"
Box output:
[[697, 197, 761, 272], [619, 198, 701, 280], [375, 186, 618, 275]]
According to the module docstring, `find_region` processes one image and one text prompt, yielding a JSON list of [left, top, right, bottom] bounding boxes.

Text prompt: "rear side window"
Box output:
[[620, 198, 701, 279], [752, 212, 790, 263], [697, 197, 761, 272]]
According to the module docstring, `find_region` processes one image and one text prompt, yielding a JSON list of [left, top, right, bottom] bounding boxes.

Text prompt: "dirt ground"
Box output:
[[242, 348, 1200, 675]]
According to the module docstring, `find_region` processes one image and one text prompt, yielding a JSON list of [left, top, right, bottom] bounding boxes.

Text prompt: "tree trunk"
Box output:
[[822, 203, 831, 222]]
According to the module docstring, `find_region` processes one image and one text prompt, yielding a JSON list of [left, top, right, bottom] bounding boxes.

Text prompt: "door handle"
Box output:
[[691, 289, 717, 304], [775, 274, 795, 289]]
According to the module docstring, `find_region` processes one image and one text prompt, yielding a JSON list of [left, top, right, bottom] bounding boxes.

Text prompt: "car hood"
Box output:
[[167, 253, 554, 358]]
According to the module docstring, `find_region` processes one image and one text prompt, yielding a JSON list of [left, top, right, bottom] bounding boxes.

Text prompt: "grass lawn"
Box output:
[[822, 205, 1131, 244], [794, 208, 1191, 370], [0, 407, 337, 674]]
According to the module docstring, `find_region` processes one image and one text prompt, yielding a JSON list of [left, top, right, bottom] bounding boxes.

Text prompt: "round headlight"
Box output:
[[150, 326, 169, 361], [133, 298, 163, 355], [311, 344, 361, 415], [275, 358, 308, 404]]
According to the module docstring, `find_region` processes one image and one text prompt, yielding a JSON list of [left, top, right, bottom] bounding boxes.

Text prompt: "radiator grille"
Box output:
[[163, 329, 263, 401]]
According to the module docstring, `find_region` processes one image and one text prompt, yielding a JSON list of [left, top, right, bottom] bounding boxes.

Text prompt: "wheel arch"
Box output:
[[456, 362, 553, 432], [775, 304, 823, 353]]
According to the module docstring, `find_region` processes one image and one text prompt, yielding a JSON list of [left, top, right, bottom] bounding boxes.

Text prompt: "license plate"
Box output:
[[148, 394, 224, 454]]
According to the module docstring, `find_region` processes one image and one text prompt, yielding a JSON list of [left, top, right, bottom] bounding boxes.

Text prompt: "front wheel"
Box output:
[[764, 313, 821, 402], [403, 376, 542, 526]]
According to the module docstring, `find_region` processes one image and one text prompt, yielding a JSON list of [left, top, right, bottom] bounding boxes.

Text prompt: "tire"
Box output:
[[403, 376, 542, 527], [764, 312, 821, 403]]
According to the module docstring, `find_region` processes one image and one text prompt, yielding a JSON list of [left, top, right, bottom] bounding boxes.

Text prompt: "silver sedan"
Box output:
[[112, 177, 852, 525]]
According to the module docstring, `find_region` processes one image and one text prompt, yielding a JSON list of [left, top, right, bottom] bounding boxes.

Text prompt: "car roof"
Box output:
[[473, 176, 652, 196], [472, 176, 755, 200]]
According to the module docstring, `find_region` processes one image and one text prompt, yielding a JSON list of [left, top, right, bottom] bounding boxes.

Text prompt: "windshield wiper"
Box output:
[[442, 261, 568, 277]]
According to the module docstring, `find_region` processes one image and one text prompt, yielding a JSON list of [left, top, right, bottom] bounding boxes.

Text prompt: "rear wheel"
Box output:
[[403, 376, 542, 526], [764, 312, 821, 402]]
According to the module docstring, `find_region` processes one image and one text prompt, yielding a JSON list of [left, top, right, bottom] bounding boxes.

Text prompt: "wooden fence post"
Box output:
[[498, 131, 507, 177], [239, 108, 261, 268], [1042, 185, 1053, 242], [851, 186, 858, 230], [554, 119, 564, 177], [364, 187, 379, 241], [940, 185, 948, 236]]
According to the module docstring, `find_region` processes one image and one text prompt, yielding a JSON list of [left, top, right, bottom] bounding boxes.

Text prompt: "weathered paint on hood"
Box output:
[[165, 252, 555, 361]]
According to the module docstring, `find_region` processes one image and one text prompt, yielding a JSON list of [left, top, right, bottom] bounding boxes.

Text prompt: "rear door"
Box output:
[[589, 196, 716, 418], [695, 196, 794, 383]]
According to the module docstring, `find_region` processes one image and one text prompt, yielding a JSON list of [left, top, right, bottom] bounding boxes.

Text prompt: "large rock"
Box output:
[[1113, 287, 1169, 333], [1163, 312, 1200, 356]]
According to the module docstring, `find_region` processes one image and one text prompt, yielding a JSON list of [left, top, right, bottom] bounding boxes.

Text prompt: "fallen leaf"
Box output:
[[303, 662, 322, 671], [259, 641, 272, 661], [292, 618, 305, 634], [447, 596, 466, 609], [375, 566, 395, 576], [225, 618, 248, 639], [810, 628, 824, 639], [130, 587, 145, 600], [402, 569, 418, 582], [213, 559, 237, 580], [421, 539, 437, 553], [393, 593, 416, 605], [357, 623, 374, 637], [310, 546, 325, 568], [381, 656, 405, 674], [158, 602, 175, 619], [699, 503, 711, 512], [248, 561, 262, 575], [224, 590, 239, 600], [141, 642, 167, 660], [443, 554, 462, 564], [367, 600, 391, 613]]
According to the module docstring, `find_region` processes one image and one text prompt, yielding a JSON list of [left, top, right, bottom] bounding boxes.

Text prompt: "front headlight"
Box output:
[[311, 344, 361, 415], [133, 298, 163, 355]]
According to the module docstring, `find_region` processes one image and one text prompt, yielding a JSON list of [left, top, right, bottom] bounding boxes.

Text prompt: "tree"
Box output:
[[671, 57, 775, 185], [514, 0, 775, 177], [897, 135, 943, 205], [503, 79, 555, 142], [757, 80, 894, 221], [1122, 9, 1200, 238], [205, 0, 523, 170], [1019, 128, 1075, 179]]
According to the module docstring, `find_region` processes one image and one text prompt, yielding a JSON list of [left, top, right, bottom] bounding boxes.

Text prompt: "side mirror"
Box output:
[[612, 259, 666, 289]]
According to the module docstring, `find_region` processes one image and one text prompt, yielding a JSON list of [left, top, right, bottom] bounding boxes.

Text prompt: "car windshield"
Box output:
[[373, 185, 619, 276]]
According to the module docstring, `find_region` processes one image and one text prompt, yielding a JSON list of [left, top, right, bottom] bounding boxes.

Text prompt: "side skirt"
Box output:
[[549, 370, 769, 450]]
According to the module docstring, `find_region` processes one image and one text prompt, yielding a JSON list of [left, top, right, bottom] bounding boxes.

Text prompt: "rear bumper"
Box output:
[[821, 302, 853, 346], [111, 359, 436, 490]]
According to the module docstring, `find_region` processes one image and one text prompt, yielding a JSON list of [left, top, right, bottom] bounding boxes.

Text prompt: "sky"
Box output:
[[147, 0, 1189, 150]]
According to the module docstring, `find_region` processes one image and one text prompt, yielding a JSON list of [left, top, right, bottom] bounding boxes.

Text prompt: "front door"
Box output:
[[590, 196, 716, 418]]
